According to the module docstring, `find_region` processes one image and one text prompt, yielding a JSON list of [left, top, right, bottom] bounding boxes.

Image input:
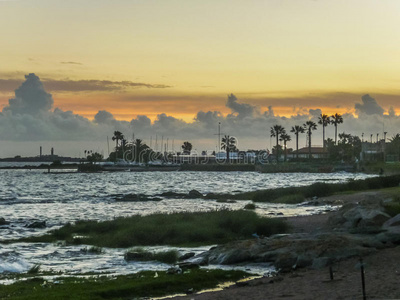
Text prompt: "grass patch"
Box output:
[[27, 264, 41, 275], [243, 203, 256, 210], [271, 193, 305, 204], [16, 210, 288, 248], [124, 248, 179, 264], [232, 174, 400, 203], [0, 269, 248, 300]]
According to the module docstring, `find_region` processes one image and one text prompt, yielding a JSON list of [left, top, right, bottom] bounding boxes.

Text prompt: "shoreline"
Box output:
[[171, 190, 400, 299]]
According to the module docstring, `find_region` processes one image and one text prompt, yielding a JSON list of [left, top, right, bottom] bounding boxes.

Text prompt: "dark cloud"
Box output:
[[3, 73, 53, 115], [355, 94, 385, 115], [226, 93, 257, 119]]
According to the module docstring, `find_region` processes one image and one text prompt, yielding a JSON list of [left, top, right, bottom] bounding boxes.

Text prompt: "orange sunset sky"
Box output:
[[1, 0, 400, 157], [1, 0, 400, 122]]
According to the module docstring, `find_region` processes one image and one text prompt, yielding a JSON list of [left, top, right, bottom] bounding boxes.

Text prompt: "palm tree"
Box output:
[[181, 141, 193, 155], [331, 113, 343, 145], [290, 125, 305, 159], [133, 139, 146, 162], [279, 133, 291, 162], [270, 125, 286, 162], [111, 131, 124, 160], [318, 114, 330, 149], [221, 135, 237, 161], [303, 121, 317, 160]]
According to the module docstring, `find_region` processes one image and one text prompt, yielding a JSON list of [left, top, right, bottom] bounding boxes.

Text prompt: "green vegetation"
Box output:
[[17, 210, 288, 247], [381, 187, 400, 217], [272, 193, 306, 204], [27, 264, 41, 275], [0, 269, 248, 300], [124, 248, 179, 264], [243, 203, 256, 210], [233, 174, 400, 203]]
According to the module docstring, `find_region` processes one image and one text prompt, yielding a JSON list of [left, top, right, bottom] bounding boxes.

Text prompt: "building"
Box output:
[[290, 147, 328, 159]]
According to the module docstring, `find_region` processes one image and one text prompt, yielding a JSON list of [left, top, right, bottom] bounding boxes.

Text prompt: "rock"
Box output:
[[159, 191, 185, 198], [179, 252, 196, 261], [311, 257, 333, 269], [208, 248, 252, 265], [329, 203, 390, 230], [117, 194, 162, 202], [274, 252, 297, 272], [0, 217, 9, 225], [188, 189, 203, 198], [167, 266, 182, 274], [177, 261, 200, 269], [383, 214, 400, 227], [26, 221, 46, 228]]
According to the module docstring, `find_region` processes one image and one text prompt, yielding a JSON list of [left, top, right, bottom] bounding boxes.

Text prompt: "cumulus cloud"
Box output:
[[3, 73, 53, 115], [355, 94, 385, 115], [94, 110, 116, 124], [1, 75, 400, 157], [308, 108, 322, 118], [226, 93, 257, 119]]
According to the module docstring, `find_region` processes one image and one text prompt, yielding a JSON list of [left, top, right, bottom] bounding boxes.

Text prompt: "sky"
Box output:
[[0, 0, 400, 157]]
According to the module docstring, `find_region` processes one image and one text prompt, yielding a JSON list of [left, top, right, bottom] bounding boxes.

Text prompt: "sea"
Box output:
[[0, 163, 376, 282]]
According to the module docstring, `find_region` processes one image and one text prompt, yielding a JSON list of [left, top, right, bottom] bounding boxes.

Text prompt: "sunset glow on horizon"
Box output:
[[1, 0, 400, 156]]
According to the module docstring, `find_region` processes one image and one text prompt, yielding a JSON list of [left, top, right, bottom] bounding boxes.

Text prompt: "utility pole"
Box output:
[[214, 122, 225, 153]]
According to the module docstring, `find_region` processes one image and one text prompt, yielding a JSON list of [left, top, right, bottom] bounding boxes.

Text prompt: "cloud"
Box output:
[[1, 74, 400, 157], [42, 79, 171, 92], [0, 76, 171, 94], [308, 108, 322, 118], [60, 61, 83, 65], [355, 94, 385, 115], [94, 110, 116, 124], [226, 93, 257, 119], [3, 73, 53, 115]]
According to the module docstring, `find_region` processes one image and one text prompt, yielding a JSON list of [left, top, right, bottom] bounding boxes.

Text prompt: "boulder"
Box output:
[[117, 194, 162, 202], [167, 266, 182, 274], [179, 252, 196, 261], [177, 261, 200, 269], [0, 217, 9, 225], [26, 221, 46, 228], [329, 203, 390, 230], [383, 214, 400, 227], [188, 189, 203, 198]]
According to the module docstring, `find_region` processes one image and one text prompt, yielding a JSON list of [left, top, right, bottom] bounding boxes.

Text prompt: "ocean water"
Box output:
[[0, 169, 375, 280]]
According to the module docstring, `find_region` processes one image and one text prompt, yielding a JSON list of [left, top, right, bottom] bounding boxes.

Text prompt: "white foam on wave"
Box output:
[[0, 259, 30, 273]]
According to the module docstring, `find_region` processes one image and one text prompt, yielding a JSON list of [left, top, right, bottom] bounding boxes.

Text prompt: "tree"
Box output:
[[221, 135, 237, 161], [318, 114, 330, 149], [131, 139, 150, 163], [279, 133, 291, 162], [181, 141, 193, 155], [111, 131, 124, 160], [290, 125, 305, 159], [386, 134, 400, 159], [87, 152, 103, 164], [303, 121, 317, 160], [331, 113, 343, 145], [270, 125, 286, 162]]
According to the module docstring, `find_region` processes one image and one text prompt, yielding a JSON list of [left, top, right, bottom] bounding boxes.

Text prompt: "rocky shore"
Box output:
[[174, 191, 400, 299]]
